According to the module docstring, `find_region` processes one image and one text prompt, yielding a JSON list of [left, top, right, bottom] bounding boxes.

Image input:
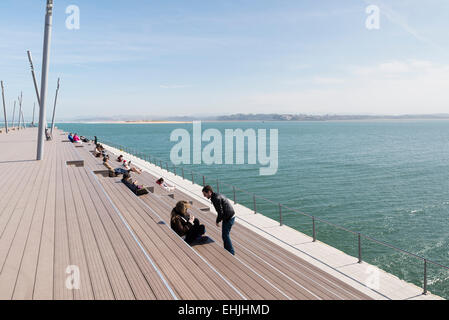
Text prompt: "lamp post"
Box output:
[[17, 92, 23, 130], [50, 77, 60, 136], [37, 0, 54, 160], [1, 81, 7, 134]]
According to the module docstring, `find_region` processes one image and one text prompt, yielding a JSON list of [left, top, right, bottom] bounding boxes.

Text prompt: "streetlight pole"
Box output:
[[32, 103, 36, 127], [1, 81, 8, 134], [37, 0, 54, 160], [50, 77, 60, 136], [11, 101, 16, 129], [27, 51, 41, 108], [17, 92, 23, 130]]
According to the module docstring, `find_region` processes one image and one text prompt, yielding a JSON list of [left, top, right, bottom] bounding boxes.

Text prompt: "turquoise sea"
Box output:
[[58, 121, 449, 298]]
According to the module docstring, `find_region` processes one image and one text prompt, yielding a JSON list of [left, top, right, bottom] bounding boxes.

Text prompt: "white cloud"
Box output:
[[159, 84, 192, 89], [246, 60, 449, 115]]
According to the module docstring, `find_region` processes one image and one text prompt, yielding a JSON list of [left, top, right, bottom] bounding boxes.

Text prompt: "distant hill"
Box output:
[[59, 113, 449, 123], [215, 113, 449, 121]]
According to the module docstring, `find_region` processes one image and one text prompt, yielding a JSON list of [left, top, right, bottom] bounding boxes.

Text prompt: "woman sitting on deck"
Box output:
[[121, 172, 149, 195], [156, 178, 176, 191], [123, 160, 142, 174], [171, 201, 207, 245], [117, 155, 124, 162], [73, 133, 82, 144], [68, 133, 74, 143]]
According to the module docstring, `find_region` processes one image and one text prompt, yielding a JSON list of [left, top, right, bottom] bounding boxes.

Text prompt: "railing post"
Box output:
[[148, 155, 151, 163], [233, 186, 236, 204], [203, 175, 205, 187], [312, 217, 316, 242], [166, 162, 168, 171], [191, 172, 194, 185], [423, 259, 428, 295], [173, 166, 176, 176], [358, 233, 362, 263], [217, 179, 219, 193], [182, 168, 185, 179], [253, 194, 257, 214], [279, 203, 283, 226], [160, 160, 163, 168]]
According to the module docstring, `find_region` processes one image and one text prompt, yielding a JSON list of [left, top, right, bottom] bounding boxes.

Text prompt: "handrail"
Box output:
[[97, 137, 449, 296]]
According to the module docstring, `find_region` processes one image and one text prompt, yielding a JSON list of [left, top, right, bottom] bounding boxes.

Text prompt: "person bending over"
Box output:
[[171, 201, 206, 245], [202, 185, 236, 255]]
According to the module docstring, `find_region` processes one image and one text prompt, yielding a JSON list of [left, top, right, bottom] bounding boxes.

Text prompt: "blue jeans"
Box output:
[[222, 217, 235, 255]]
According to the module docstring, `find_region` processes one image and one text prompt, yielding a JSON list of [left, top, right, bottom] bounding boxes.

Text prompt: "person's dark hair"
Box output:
[[202, 185, 214, 194], [122, 172, 130, 181]]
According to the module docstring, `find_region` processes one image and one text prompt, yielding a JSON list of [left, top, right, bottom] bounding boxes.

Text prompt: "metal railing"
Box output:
[[98, 137, 449, 296]]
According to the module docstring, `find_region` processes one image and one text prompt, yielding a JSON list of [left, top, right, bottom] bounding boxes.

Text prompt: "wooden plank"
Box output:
[[0, 145, 53, 299], [13, 143, 57, 299]]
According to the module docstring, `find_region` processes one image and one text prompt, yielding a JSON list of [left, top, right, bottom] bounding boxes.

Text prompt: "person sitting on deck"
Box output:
[[73, 133, 82, 144], [68, 133, 74, 143], [117, 155, 124, 163], [45, 128, 52, 141], [94, 143, 105, 157], [121, 172, 149, 195], [171, 201, 207, 245], [156, 178, 176, 191], [103, 156, 117, 177], [123, 161, 142, 174]]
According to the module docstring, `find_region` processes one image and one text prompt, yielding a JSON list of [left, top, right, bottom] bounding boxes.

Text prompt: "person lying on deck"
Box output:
[[68, 133, 74, 143], [156, 178, 176, 191], [123, 161, 142, 174], [121, 172, 149, 195], [171, 201, 207, 245]]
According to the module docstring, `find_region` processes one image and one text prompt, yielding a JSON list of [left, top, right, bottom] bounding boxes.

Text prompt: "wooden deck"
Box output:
[[0, 128, 373, 300]]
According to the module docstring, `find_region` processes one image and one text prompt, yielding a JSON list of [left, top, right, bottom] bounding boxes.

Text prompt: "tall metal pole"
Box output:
[[32, 103, 36, 126], [1, 81, 8, 134], [50, 77, 60, 136], [17, 92, 23, 130], [37, 0, 54, 161], [11, 101, 16, 129], [27, 51, 41, 107], [21, 110, 26, 129]]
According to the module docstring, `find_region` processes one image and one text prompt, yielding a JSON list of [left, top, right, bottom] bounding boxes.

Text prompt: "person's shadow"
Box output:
[[190, 236, 214, 247]]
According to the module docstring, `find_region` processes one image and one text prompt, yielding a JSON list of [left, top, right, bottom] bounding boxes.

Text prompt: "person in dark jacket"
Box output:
[[202, 185, 235, 255], [171, 201, 206, 244]]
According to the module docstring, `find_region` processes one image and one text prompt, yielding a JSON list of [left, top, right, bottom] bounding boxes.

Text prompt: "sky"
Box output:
[[1, 0, 449, 120]]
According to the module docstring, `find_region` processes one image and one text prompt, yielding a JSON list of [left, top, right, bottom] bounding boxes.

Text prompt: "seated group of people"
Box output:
[[68, 133, 89, 144]]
